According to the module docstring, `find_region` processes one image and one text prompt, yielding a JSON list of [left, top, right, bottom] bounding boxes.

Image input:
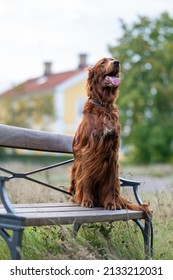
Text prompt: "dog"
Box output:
[[69, 57, 151, 215]]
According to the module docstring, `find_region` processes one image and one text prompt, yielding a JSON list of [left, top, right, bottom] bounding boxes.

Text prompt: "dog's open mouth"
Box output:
[[104, 72, 120, 87]]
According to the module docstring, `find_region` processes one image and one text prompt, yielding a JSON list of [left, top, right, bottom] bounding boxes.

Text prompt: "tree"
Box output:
[[109, 12, 173, 163], [0, 92, 55, 130]]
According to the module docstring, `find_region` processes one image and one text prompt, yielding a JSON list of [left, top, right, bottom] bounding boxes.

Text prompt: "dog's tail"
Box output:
[[116, 195, 152, 216]]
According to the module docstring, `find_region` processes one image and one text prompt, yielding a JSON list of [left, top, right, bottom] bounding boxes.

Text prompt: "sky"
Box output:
[[0, 0, 173, 93]]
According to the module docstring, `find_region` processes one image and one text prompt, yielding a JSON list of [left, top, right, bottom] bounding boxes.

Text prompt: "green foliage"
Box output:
[[0, 148, 5, 157], [80, 222, 144, 259], [109, 12, 173, 163], [0, 92, 55, 130]]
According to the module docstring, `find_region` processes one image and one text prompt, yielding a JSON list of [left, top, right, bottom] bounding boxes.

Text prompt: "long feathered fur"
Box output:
[[69, 58, 151, 215]]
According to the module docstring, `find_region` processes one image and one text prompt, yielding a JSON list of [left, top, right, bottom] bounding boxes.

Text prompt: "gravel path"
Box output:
[[133, 176, 172, 192]]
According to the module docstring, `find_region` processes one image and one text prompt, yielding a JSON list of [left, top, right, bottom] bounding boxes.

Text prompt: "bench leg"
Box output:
[[134, 217, 153, 259], [10, 229, 24, 260], [0, 227, 24, 260], [143, 218, 153, 259], [73, 223, 81, 236]]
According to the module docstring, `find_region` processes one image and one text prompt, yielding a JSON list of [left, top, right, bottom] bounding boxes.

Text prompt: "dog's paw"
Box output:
[[104, 203, 116, 210], [82, 199, 94, 208], [115, 203, 122, 210]]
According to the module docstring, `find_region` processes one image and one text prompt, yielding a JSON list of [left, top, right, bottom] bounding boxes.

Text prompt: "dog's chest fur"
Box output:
[[90, 110, 119, 140], [102, 115, 116, 137]]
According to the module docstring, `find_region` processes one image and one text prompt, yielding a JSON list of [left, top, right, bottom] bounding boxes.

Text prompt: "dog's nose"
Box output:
[[113, 60, 119, 66]]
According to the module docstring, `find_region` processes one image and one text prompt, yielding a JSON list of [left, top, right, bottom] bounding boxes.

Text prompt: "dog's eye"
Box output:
[[101, 61, 106, 65]]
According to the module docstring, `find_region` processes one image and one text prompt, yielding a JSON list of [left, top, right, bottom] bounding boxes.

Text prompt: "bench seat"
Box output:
[[0, 202, 145, 227]]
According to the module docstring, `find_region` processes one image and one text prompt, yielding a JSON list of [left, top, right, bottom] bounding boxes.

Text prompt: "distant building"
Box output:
[[0, 54, 88, 135]]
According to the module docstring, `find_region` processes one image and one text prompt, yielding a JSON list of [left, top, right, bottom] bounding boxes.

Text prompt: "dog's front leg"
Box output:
[[101, 190, 116, 210], [99, 168, 120, 210], [99, 180, 116, 210], [81, 180, 94, 208]]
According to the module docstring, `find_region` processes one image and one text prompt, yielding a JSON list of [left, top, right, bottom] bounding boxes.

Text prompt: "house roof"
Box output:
[[0, 68, 85, 98]]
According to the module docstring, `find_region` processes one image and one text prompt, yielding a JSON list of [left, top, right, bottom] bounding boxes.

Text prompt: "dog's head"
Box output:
[[86, 58, 121, 103], [87, 58, 121, 90]]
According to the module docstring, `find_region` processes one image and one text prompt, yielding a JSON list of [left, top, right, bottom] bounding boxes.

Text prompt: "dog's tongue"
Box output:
[[106, 76, 120, 86]]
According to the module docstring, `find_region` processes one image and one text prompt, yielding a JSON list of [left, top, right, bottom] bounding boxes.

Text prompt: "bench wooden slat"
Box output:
[[0, 205, 103, 213], [23, 209, 144, 226], [0, 202, 78, 209], [0, 202, 144, 227], [0, 124, 73, 153]]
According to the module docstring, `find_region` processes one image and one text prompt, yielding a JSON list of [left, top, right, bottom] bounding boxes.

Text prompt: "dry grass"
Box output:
[[1, 160, 71, 203]]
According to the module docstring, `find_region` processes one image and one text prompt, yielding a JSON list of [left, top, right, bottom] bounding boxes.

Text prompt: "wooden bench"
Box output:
[[0, 124, 153, 260]]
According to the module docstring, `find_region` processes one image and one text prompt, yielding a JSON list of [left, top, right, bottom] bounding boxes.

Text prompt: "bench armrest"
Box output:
[[120, 177, 143, 205], [0, 176, 15, 214]]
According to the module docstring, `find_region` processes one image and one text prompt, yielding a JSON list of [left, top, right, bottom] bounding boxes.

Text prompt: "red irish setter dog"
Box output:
[[69, 57, 150, 214]]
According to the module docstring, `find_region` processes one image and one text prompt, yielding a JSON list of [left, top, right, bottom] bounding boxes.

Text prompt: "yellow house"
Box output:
[[0, 54, 88, 136], [54, 68, 87, 135]]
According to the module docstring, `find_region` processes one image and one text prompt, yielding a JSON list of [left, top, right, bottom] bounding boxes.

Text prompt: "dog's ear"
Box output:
[[87, 66, 95, 82], [86, 66, 95, 96]]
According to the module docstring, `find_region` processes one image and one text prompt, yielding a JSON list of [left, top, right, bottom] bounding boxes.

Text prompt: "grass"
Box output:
[[0, 157, 173, 260]]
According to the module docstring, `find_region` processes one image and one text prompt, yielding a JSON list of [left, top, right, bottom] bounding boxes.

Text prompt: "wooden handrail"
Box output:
[[0, 124, 73, 153]]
